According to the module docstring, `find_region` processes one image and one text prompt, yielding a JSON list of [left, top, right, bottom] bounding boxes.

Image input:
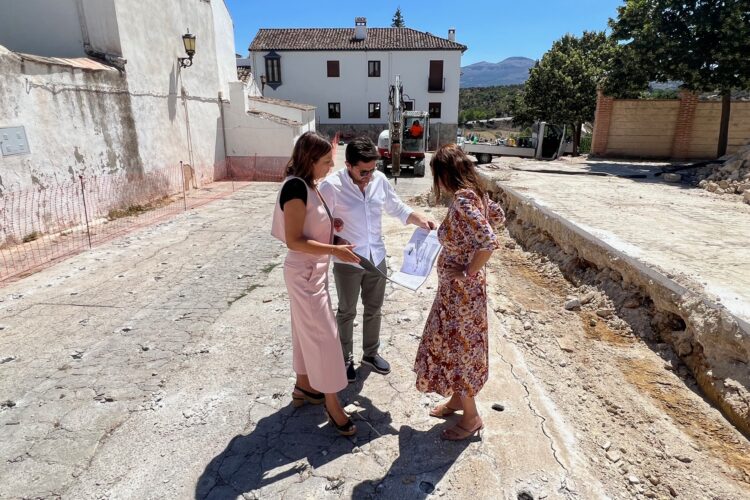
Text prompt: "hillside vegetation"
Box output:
[[458, 85, 523, 124]]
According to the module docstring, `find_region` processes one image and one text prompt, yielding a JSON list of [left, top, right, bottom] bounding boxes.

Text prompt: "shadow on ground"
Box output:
[[195, 389, 387, 497], [196, 366, 473, 499], [350, 422, 474, 500], [581, 159, 706, 189]]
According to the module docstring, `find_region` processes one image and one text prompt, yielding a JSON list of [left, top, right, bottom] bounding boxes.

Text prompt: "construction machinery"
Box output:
[[376, 75, 429, 182]]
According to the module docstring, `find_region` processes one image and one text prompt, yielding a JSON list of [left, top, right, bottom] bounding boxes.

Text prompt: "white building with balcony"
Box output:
[[249, 18, 466, 147]]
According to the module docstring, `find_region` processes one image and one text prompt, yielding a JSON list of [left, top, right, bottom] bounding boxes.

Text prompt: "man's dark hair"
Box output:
[[345, 136, 379, 166]]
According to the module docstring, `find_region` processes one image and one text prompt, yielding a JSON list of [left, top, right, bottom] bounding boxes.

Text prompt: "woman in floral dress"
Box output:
[[414, 144, 505, 440]]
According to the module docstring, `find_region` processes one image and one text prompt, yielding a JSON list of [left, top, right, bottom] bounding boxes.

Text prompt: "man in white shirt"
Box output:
[[319, 137, 434, 383]]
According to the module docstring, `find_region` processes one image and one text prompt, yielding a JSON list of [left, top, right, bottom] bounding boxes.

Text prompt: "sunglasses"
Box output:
[[357, 167, 376, 177]]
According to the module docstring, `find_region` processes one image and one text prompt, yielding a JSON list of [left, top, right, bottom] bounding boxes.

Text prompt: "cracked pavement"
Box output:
[[0, 162, 608, 499], [5, 155, 750, 500]]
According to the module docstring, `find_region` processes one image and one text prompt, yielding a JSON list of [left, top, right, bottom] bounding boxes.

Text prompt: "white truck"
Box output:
[[461, 122, 572, 164]]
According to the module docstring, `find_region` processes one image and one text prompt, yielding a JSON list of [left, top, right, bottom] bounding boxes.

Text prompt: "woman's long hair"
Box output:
[[430, 143, 485, 200], [285, 131, 332, 186]]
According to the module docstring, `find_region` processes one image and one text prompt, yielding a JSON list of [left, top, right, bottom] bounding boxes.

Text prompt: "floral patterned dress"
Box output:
[[414, 189, 505, 397]]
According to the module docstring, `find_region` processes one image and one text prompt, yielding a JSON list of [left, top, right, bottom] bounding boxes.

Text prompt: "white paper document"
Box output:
[[389, 228, 442, 291]]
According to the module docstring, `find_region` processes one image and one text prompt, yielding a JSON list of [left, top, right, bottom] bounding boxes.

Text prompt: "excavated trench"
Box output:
[[480, 177, 750, 440]]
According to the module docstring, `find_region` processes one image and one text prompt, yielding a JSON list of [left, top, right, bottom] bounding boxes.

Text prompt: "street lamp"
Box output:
[[179, 30, 196, 68]]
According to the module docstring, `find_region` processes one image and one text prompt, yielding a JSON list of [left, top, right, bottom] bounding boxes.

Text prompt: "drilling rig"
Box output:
[[376, 75, 430, 183]]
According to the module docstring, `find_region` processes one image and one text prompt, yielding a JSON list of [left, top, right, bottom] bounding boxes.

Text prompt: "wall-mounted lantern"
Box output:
[[178, 30, 196, 68]]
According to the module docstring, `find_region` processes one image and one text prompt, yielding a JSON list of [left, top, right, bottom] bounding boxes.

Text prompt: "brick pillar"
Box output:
[[591, 89, 614, 156], [671, 90, 698, 159]]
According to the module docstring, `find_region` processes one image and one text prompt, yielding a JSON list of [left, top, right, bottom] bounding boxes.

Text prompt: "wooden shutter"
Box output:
[[327, 60, 340, 77], [428, 60, 443, 91]]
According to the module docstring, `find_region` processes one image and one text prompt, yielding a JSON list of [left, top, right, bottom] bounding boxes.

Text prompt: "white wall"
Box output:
[[251, 49, 462, 124], [211, 0, 237, 98], [0, 0, 240, 190], [0, 0, 85, 57], [0, 46, 140, 191], [81, 0, 121, 56], [0, 0, 120, 57], [112, 0, 236, 181], [224, 82, 310, 158]]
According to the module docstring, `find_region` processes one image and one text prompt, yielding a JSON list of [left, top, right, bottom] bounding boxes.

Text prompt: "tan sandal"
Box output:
[[440, 419, 483, 441], [429, 403, 461, 418], [291, 385, 325, 407]]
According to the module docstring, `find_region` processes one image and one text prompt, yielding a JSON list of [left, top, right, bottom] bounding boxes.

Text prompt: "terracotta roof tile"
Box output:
[[250, 28, 466, 52], [16, 52, 117, 71], [248, 96, 316, 111], [237, 66, 252, 83]]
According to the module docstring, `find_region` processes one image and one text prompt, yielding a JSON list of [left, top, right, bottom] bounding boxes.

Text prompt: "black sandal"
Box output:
[[291, 385, 325, 407], [325, 409, 357, 436]]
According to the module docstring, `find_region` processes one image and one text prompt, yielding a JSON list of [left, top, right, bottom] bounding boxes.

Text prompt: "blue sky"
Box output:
[[225, 0, 625, 66]]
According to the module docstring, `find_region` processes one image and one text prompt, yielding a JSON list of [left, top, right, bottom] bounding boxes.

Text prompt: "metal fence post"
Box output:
[[78, 175, 92, 249]]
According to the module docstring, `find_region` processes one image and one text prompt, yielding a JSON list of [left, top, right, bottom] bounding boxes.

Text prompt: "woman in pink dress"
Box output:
[[271, 132, 360, 436], [414, 144, 505, 441]]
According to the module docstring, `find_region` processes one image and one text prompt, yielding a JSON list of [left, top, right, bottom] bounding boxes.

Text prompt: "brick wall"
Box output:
[[672, 90, 698, 159], [592, 91, 750, 160], [591, 90, 613, 156], [607, 99, 680, 158]]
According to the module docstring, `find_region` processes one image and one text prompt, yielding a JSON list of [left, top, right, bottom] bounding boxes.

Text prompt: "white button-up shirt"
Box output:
[[319, 168, 413, 267]]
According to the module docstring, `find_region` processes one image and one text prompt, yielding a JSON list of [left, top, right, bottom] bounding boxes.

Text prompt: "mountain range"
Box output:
[[460, 57, 535, 88]]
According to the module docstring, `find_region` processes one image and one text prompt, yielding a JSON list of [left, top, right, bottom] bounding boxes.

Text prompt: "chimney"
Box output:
[[354, 17, 367, 40], [448, 28, 456, 42]]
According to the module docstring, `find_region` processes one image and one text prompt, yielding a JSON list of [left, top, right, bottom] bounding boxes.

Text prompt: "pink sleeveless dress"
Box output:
[[271, 176, 347, 393]]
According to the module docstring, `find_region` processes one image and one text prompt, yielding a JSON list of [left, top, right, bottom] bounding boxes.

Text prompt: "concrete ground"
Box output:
[[481, 155, 750, 324], [1, 149, 750, 499]]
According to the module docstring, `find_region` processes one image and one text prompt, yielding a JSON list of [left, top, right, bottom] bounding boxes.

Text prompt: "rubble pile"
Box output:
[[692, 144, 750, 203]]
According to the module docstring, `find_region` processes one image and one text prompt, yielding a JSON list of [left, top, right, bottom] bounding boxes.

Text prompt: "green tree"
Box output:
[[599, 43, 651, 98], [459, 84, 524, 118], [609, 0, 750, 157], [508, 90, 536, 128], [516, 32, 614, 154], [391, 7, 405, 27]]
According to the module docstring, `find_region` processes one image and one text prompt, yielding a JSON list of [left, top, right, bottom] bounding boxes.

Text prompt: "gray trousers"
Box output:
[[333, 258, 387, 362]]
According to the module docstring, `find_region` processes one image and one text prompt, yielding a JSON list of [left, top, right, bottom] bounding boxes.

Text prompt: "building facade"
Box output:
[[249, 19, 466, 147], [0, 0, 237, 192]]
